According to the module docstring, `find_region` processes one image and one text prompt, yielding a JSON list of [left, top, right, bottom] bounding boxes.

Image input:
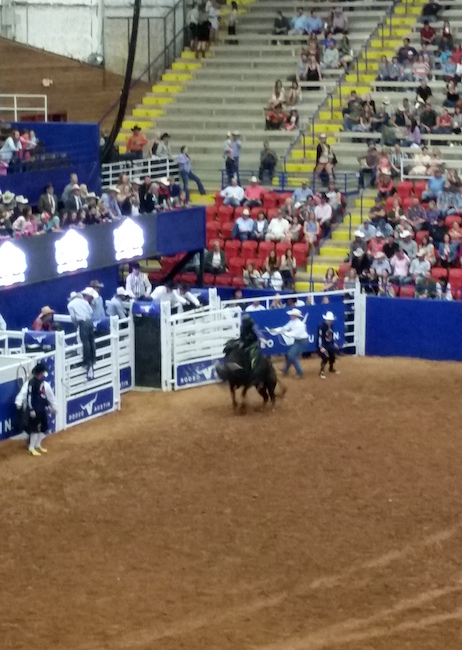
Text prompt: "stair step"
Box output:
[[142, 96, 176, 105], [181, 50, 212, 59], [162, 72, 193, 82], [152, 84, 184, 93], [132, 107, 165, 118], [172, 61, 203, 71], [318, 246, 350, 258]]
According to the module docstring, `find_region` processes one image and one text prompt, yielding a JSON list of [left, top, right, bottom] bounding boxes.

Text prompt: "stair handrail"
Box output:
[[99, 0, 187, 125]]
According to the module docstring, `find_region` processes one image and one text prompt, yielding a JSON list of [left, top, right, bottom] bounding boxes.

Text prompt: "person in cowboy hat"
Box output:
[[32, 306, 55, 332], [15, 362, 57, 456], [157, 132, 172, 160], [64, 183, 83, 212], [271, 308, 309, 378], [101, 185, 122, 219], [89, 280, 106, 320], [107, 287, 130, 319], [68, 289, 97, 379], [317, 310, 339, 379], [126, 125, 148, 159]]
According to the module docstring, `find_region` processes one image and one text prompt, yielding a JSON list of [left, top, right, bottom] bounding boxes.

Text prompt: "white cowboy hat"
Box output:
[[400, 229, 413, 238], [15, 195, 28, 204], [2, 190, 15, 203], [159, 177, 169, 186], [242, 208, 250, 216], [250, 176, 258, 183], [71, 184, 81, 190], [354, 229, 365, 238], [382, 97, 390, 105], [82, 287, 98, 298], [417, 247, 427, 256], [323, 311, 336, 321], [116, 287, 129, 296], [287, 308, 303, 318], [374, 251, 386, 259], [107, 185, 120, 193]]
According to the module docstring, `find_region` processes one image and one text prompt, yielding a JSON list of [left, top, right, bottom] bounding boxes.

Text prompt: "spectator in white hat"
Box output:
[[399, 229, 417, 259], [231, 208, 254, 241], [270, 308, 308, 377], [68, 289, 97, 379], [243, 176, 265, 207], [220, 177, 244, 207], [65, 184, 83, 212], [107, 287, 130, 318], [101, 186, 122, 219]]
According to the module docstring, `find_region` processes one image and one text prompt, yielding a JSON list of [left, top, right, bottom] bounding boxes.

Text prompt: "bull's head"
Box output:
[[215, 361, 243, 382]]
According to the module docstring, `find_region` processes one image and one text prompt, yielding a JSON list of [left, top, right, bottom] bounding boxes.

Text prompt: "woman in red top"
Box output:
[[377, 171, 394, 199], [452, 43, 462, 65], [435, 107, 453, 134], [126, 126, 148, 159]]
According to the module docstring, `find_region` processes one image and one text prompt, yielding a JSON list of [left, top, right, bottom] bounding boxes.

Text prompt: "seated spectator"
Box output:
[[436, 276, 453, 300], [245, 300, 265, 313], [272, 10, 290, 40], [429, 213, 447, 244], [425, 200, 441, 228], [259, 141, 278, 182], [204, 240, 227, 274], [289, 7, 307, 35], [387, 197, 405, 225], [329, 7, 348, 34], [402, 119, 422, 148], [306, 34, 320, 61], [388, 56, 404, 81], [445, 168, 462, 190], [399, 230, 418, 259], [253, 210, 268, 241], [323, 267, 338, 291], [348, 230, 367, 262], [383, 233, 399, 259], [243, 262, 262, 288], [409, 146, 431, 175], [416, 80, 433, 104], [65, 183, 85, 212], [410, 248, 431, 284], [264, 249, 279, 273], [390, 144, 410, 178], [406, 197, 428, 232], [265, 103, 288, 131], [306, 10, 323, 35], [398, 38, 418, 65], [315, 134, 336, 184], [342, 90, 363, 131], [304, 55, 322, 89], [444, 79, 459, 107], [358, 219, 377, 241], [449, 220, 462, 243], [416, 270, 438, 299], [266, 210, 290, 241], [220, 177, 244, 206], [337, 35, 352, 68], [344, 267, 360, 293], [286, 214, 302, 242], [286, 81, 301, 107], [126, 126, 148, 159], [303, 212, 320, 250], [32, 306, 55, 332], [243, 176, 264, 207], [279, 248, 297, 289], [371, 99, 390, 133], [314, 193, 333, 238], [419, 1, 442, 23], [441, 55, 457, 76], [438, 233, 458, 267], [370, 197, 390, 232], [412, 54, 431, 82], [439, 21, 453, 51], [101, 186, 123, 219], [267, 79, 286, 109], [420, 19, 436, 43], [378, 55, 391, 80], [270, 293, 284, 309], [390, 248, 412, 285], [372, 250, 391, 275], [420, 102, 438, 134], [293, 180, 313, 204], [422, 168, 446, 201], [358, 143, 379, 189], [285, 109, 299, 131], [420, 43, 434, 68], [377, 171, 394, 199], [261, 268, 283, 291], [231, 207, 254, 241], [326, 181, 343, 221], [323, 41, 340, 69]]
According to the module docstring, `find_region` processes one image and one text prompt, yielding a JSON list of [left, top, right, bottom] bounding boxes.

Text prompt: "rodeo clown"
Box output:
[[317, 310, 339, 379], [15, 362, 57, 456], [269, 308, 309, 378]]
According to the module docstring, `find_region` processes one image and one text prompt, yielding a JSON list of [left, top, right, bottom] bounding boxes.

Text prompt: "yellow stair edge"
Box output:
[[132, 108, 165, 117], [152, 84, 184, 93], [142, 96, 175, 105], [162, 72, 193, 82], [172, 61, 202, 70]]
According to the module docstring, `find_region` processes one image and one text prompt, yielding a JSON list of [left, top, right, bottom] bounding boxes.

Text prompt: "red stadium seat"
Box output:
[[385, 196, 400, 211], [251, 206, 266, 220], [148, 270, 164, 283], [397, 181, 413, 200], [245, 257, 262, 270], [214, 191, 223, 206], [445, 215, 462, 228], [231, 276, 246, 288], [402, 197, 414, 211], [206, 222, 221, 240], [218, 205, 234, 223], [206, 205, 217, 222], [178, 272, 197, 284], [228, 256, 245, 276], [241, 240, 258, 258], [293, 242, 309, 265], [258, 241, 275, 260], [208, 238, 224, 250], [203, 273, 216, 286], [277, 192, 293, 206], [214, 273, 232, 286], [221, 221, 234, 239], [267, 207, 279, 221], [431, 266, 447, 281], [399, 285, 415, 298], [449, 268, 462, 290], [276, 241, 291, 258], [263, 192, 278, 209], [234, 206, 246, 220], [453, 289, 462, 300], [224, 240, 241, 258], [413, 181, 427, 200], [415, 230, 430, 245]]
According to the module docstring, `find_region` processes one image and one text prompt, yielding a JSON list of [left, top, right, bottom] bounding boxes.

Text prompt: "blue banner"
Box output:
[[0, 379, 21, 441], [176, 358, 221, 388], [66, 387, 114, 425], [24, 331, 56, 349], [250, 304, 345, 356], [120, 366, 132, 391]]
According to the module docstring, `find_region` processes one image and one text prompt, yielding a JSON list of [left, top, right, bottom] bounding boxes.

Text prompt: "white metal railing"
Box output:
[[400, 157, 462, 181], [0, 94, 48, 122], [101, 157, 179, 187]]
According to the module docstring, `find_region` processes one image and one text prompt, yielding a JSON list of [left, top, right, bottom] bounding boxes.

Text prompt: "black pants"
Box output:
[[27, 410, 48, 434], [78, 319, 96, 368], [225, 157, 236, 184], [228, 24, 237, 44], [319, 348, 336, 371]]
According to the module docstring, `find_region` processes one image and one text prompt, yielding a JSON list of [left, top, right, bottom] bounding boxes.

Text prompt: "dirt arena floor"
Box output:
[[2, 356, 462, 650]]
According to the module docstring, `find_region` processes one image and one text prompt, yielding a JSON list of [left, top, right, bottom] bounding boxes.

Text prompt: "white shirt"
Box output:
[[0, 136, 21, 163], [314, 203, 333, 224], [220, 185, 244, 202], [15, 379, 57, 411], [107, 296, 128, 318], [68, 296, 93, 323], [275, 317, 309, 340], [152, 286, 200, 308], [267, 217, 289, 239], [245, 304, 265, 312], [126, 272, 152, 299], [262, 270, 283, 291]]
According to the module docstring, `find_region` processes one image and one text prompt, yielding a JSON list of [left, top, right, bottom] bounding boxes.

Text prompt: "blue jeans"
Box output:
[[231, 223, 251, 241], [223, 197, 241, 207], [180, 170, 205, 202], [282, 339, 306, 376]]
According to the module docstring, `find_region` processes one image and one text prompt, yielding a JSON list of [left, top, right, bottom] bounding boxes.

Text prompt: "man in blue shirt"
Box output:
[[176, 145, 206, 203], [305, 10, 324, 35], [231, 208, 254, 241], [422, 168, 445, 201], [289, 7, 307, 34], [293, 181, 314, 204]]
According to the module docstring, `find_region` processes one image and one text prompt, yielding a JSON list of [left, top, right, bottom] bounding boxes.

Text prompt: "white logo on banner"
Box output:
[[55, 230, 89, 274], [0, 241, 27, 286], [80, 394, 98, 416], [113, 218, 144, 261]]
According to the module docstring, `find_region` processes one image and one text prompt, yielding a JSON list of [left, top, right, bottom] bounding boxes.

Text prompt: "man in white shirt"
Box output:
[[125, 262, 152, 299], [61, 173, 79, 204], [68, 288, 97, 379], [266, 210, 289, 241], [245, 300, 265, 312], [271, 308, 308, 377], [261, 269, 283, 291], [231, 208, 254, 241], [107, 287, 130, 318], [220, 177, 244, 207], [314, 194, 333, 238], [152, 282, 200, 311], [358, 219, 377, 241], [0, 129, 22, 165]]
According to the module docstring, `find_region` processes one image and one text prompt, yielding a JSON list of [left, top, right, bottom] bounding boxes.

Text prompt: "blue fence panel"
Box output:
[[365, 296, 462, 361]]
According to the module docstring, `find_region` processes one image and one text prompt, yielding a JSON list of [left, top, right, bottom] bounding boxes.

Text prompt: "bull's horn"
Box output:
[[227, 362, 243, 371]]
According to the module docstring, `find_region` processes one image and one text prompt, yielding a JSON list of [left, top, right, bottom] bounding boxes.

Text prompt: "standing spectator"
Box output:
[[176, 145, 206, 202], [358, 144, 379, 189], [220, 177, 244, 206], [156, 133, 172, 159], [231, 131, 242, 184], [244, 176, 264, 207], [258, 141, 278, 182], [0, 129, 22, 167], [107, 287, 130, 318], [204, 240, 227, 274], [315, 133, 336, 183], [38, 183, 58, 215], [32, 306, 55, 332], [89, 280, 106, 320], [231, 208, 254, 241], [223, 131, 235, 184], [266, 210, 289, 241], [125, 262, 152, 299], [126, 126, 148, 159], [61, 173, 79, 205], [227, 1, 238, 44], [208, 0, 220, 43], [189, 2, 199, 51]]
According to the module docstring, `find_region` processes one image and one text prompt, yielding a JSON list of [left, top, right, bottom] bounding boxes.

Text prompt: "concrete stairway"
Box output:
[[118, 0, 394, 197]]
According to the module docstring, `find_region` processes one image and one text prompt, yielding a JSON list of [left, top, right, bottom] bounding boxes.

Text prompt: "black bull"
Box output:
[[215, 340, 286, 410]]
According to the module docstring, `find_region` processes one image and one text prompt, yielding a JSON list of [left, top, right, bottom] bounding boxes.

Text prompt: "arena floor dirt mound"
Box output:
[[2, 356, 462, 650]]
